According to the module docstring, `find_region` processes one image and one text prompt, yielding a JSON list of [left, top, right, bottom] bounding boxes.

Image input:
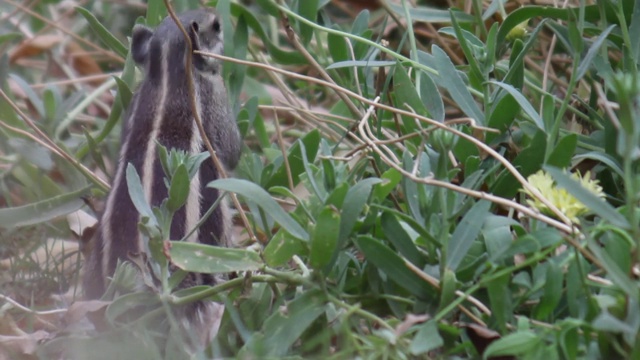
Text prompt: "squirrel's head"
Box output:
[[131, 9, 224, 77]]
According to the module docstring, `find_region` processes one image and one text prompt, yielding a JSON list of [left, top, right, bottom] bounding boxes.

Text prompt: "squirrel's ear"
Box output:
[[131, 25, 153, 65]]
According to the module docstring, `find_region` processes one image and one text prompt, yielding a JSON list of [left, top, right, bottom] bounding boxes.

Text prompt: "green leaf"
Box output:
[[0, 33, 21, 45], [339, 178, 382, 244], [372, 168, 402, 202], [576, 25, 616, 79], [0, 186, 91, 229], [496, 5, 607, 48], [145, 0, 165, 26], [380, 212, 422, 266], [105, 291, 161, 322], [483, 331, 541, 359], [354, 236, 430, 299], [392, 62, 425, 133], [227, 2, 306, 65], [488, 81, 545, 129], [630, 0, 640, 62], [547, 134, 577, 168], [486, 273, 512, 333], [446, 200, 491, 271], [573, 151, 623, 177], [309, 206, 341, 270], [265, 129, 320, 189], [410, 320, 444, 355], [208, 178, 309, 241], [327, 28, 349, 63], [125, 163, 155, 222], [587, 237, 638, 302], [43, 88, 57, 121], [167, 164, 189, 213], [296, 0, 318, 45], [419, 72, 444, 121], [433, 45, 485, 124], [76, 7, 128, 58], [263, 229, 306, 267], [326, 60, 395, 70], [534, 261, 563, 320], [240, 290, 326, 357], [544, 166, 629, 228], [487, 93, 519, 136], [170, 242, 262, 273], [114, 76, 133, 111], [447, 11, 484, 88], [439, 268, 457, 312], [492, 130, 547, 198], [387, 3, 474, 23]]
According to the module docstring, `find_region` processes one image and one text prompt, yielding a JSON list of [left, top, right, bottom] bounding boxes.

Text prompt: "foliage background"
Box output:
[[1, 0, 640, 358]]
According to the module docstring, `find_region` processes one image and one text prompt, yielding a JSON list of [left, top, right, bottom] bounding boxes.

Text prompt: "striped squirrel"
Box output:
[[83, 9, 241, 303]]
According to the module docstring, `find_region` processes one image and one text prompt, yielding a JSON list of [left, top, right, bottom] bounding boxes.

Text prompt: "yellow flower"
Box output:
[[524, 170, 605, 223]]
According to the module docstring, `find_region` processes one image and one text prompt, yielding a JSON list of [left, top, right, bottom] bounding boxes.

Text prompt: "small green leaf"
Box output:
[[354, 236, 430, 299], [486, 273, 512, 333], [419, 72, 444, 121], [240, 290, 326, 357], [446, 12, 484, 88], [483, 331, 540, 359], [263, 229, 306, 267], [393, 63, 425, 133], [446, 200, 491, 271], [208, 178, 309, 241], [327, 28, 349, 63], [0, 33, 21, 45], [227, 2, 306, 65], [170, 242, 262, 273], [439, 268, 457, 312], [410, 320, 444, 355], [387, 3, 474, 23], [126, 163, 156, 223], [0, 186, 91, 229], [309, 206, 341, 270], [489, 81, 545, 129], [106, 291, 161, 323], [576, 25, 616, 79], [265, 129, 320, 189], [587, 237, 638, 302], [114, 76, 133, 111], [326, 60, 395, 70], [380, 212, 422, 266], [433, 45, 485, 124], [547, 134, 577, 168], [43, 88, 57, 121], [76, 7, 127, 58], [167, 164, 189, 213], [372, 168, 402, 202], [296, 0, 318, 45], [534, 261, 563, 320], [145, 0, 165, 26], [339, 178, 382, 244]]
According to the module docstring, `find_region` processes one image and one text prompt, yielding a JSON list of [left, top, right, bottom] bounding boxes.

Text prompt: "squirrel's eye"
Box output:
[[212, 18, 221, 33], [191, 21, 199, 33]]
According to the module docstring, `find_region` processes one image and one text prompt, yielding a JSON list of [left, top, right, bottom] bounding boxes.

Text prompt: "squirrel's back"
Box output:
[[84, 9, 241, 300]]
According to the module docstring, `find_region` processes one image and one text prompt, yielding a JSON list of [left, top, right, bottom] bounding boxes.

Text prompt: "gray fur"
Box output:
[[84, 9, 241, 300]]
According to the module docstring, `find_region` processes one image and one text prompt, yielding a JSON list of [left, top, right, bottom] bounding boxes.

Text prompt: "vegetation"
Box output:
[[1, 0, 640, 358]]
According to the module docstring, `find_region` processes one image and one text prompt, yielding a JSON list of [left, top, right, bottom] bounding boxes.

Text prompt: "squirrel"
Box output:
[[83, 9, 241, 307]]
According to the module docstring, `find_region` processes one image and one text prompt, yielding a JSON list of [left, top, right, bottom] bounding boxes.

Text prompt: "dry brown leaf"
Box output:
[[9, 34, 63, 64], [64, 42, 103, 85], [395, 313, 430, 336]]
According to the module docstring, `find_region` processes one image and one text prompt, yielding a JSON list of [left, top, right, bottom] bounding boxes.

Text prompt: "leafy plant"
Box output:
[[1, 0, 640, 358]]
